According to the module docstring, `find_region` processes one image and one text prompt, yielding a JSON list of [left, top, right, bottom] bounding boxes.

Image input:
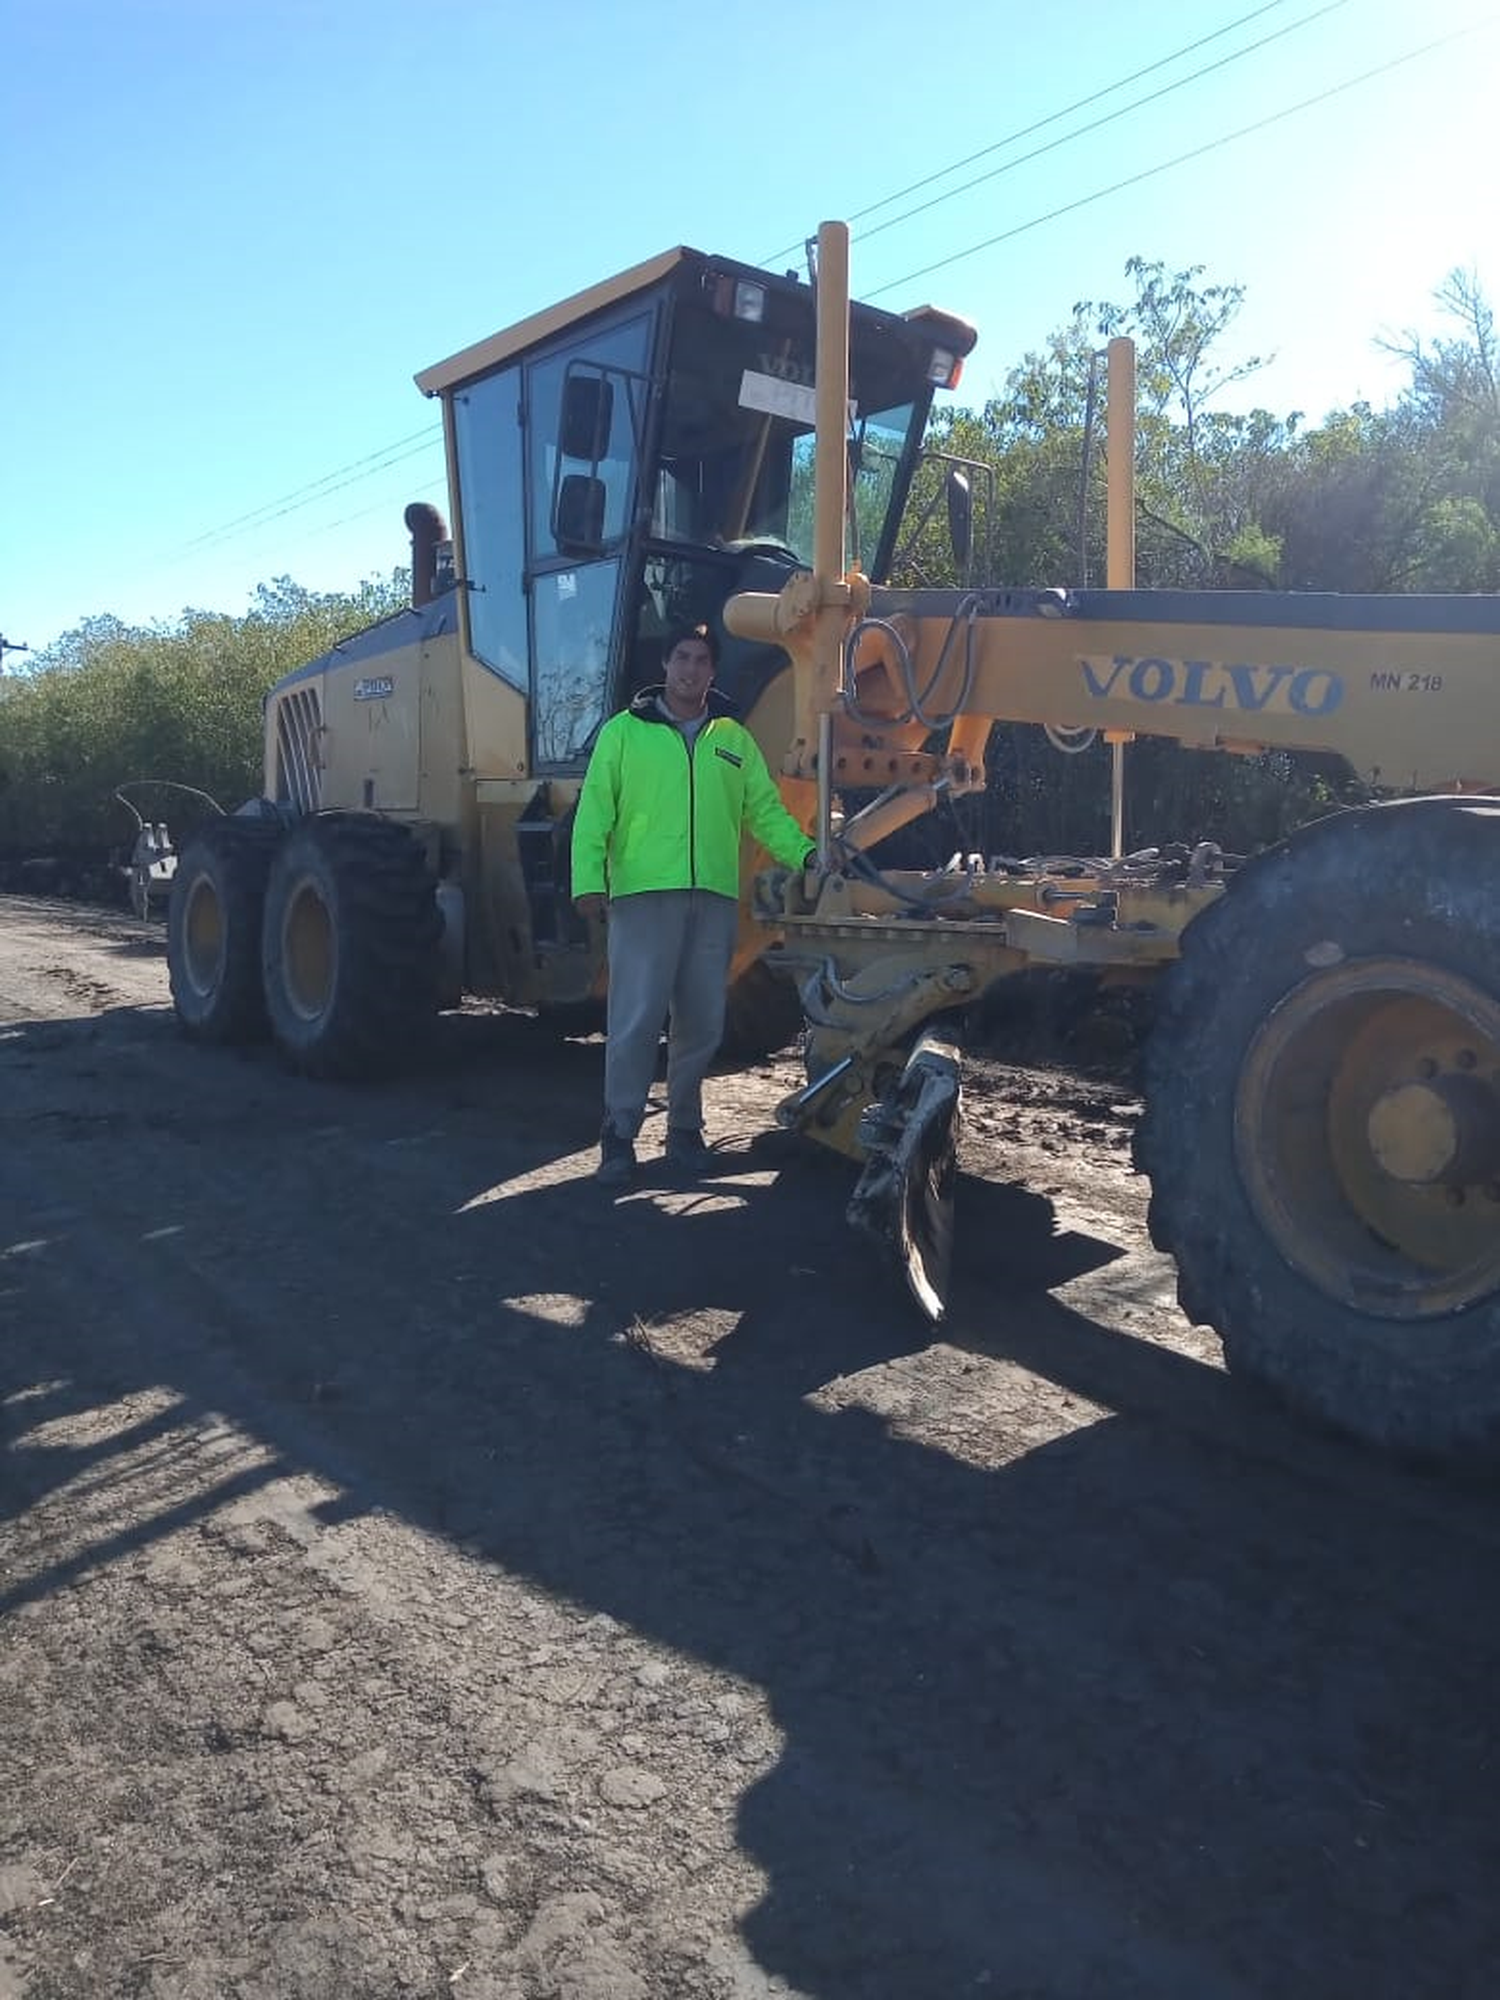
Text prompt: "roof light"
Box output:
[[710, 273, 768, 323], [928, 347, 963, 390]]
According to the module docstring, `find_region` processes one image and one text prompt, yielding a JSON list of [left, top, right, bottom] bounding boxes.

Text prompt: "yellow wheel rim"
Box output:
[[280, 877, 337, 1023], [182, 876, 225, 997], [1235, 957, 1500, 1319]]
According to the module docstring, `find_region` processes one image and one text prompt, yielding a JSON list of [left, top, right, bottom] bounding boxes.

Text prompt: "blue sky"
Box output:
[[2, 0, 1494, 659]]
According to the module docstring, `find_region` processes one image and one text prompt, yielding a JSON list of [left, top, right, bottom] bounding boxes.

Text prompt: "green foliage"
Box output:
[[0, 572, 408, 856], [887, 257, 1498, 859], [1265, 271, 1500, 594]]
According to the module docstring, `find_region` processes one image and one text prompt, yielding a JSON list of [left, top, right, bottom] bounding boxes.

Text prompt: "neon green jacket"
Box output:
[[571, 687, 813, 901]]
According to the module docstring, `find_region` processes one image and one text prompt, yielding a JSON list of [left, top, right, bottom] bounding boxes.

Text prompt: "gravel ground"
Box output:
[[2, 894, 1498, 2000]]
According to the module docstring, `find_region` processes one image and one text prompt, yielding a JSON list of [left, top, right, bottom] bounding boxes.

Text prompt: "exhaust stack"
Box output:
[[405, 502, 453, 608]]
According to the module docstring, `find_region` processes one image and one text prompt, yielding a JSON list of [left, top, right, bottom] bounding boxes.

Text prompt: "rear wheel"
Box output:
[[1136, 796, 1500, 1459], [261, 813, 441, 1079], [167, 816, 282, 1044]]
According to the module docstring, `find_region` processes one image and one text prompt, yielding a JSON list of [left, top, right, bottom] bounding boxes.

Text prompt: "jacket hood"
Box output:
[[627, 684, 741, 724]]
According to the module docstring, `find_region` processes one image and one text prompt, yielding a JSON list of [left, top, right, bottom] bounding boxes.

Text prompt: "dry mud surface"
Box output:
[[2, 894, 1498, 2000]]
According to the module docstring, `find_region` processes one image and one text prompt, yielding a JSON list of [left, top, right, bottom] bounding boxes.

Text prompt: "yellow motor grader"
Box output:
[[169, 223, 1500, 1462], [165, 237, 980, 1064]]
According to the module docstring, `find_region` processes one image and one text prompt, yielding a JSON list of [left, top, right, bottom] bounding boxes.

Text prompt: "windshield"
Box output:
[[652, 292, 923, 578]]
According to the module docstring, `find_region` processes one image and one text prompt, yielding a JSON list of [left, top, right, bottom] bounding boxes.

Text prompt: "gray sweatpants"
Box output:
[[603, 889, 739, 1141]]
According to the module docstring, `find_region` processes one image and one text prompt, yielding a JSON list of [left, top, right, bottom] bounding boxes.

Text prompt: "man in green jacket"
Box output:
[[571, 622, 817, 1188]]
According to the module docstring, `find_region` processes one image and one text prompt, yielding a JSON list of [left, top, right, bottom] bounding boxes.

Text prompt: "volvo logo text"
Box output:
[[1080, 655, 1344, 717]]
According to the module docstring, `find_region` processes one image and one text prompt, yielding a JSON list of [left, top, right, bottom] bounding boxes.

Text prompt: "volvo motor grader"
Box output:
[[169, 223, 1500, 1463]]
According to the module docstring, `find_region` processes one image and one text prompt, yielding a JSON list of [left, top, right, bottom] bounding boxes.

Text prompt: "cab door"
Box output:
[[524, 309, 654, 772]]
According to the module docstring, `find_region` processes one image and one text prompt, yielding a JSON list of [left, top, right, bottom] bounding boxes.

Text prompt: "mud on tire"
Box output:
[[1135, 796, 1500, 1462], [261, 813, 442, 1080], [167, 816, 283, 1044]]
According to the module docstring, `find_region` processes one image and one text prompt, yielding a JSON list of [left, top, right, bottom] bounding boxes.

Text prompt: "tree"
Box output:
[[1266, 272, 1500, 595], [896, 259, 1296, 597], [0, 571, 409, 860], [887, 258, 1357, 856], [1385, 268, 1498, 430]]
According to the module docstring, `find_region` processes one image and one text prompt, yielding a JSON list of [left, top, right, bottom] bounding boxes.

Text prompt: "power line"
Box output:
[[758, 0, 1309, 266], [149, 9, 1486, 589], [865, 20, 1495, 301], [182, 5, 1329, 579], [172, 423, 441, 557], [855, 0, 1348, 249], [296, 476, 449, 546], [166, 432, 446, 572]]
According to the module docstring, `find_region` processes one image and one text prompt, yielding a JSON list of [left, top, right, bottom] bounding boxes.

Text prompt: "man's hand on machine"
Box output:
[[802, 837, 855, 887]]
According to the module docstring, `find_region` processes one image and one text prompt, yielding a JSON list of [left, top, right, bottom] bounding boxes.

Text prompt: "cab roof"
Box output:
[[415, 246, 977, 399], [415, 248, 693, 397]]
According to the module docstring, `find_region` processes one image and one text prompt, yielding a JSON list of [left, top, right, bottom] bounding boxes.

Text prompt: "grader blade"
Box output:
[[847, 1033, 963, 1323]]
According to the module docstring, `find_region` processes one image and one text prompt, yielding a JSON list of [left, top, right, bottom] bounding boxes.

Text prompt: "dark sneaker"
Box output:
[[596, 1123, 637, 1188], [663, 1127, 714, 1178]]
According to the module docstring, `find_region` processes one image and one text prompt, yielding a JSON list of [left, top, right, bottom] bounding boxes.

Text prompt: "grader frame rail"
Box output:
[[167, 221, 1500, 1462]]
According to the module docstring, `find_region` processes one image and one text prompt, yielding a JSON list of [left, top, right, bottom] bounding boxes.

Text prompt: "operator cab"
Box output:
[[417, 247, 975, 774]]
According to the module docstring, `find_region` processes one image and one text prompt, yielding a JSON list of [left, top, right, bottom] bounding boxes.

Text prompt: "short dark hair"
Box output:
[[661, 622, 720, 667]]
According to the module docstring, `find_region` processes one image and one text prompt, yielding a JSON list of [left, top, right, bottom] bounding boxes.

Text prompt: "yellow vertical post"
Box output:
[[813, 219, 850, 586], [1105, 335, 1136, 858], [812, 219, 851, 864]]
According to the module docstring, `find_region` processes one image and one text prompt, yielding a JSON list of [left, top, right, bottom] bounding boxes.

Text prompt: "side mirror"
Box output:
[[555, 473, 607, 554], [560, 374, 613, 463], [945, 468, 973, 576]]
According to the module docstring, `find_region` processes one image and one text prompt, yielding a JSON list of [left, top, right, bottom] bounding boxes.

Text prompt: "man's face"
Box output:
[[662, 637, 715, 713]]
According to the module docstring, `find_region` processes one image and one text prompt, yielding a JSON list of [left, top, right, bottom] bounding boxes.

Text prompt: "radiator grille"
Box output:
[[273, 685, 323, 813]]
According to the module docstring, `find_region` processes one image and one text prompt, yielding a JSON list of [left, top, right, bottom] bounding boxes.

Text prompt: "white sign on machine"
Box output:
[[738, 370, 858, 431]]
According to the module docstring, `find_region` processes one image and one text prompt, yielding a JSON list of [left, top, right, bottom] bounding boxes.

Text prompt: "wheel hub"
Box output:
[[1235, 956, 1500, 1320], [1367, 1074, 1500, 1188]]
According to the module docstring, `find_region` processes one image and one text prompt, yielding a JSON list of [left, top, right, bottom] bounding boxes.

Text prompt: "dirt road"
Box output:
[[2, 894, 1497, 2000]]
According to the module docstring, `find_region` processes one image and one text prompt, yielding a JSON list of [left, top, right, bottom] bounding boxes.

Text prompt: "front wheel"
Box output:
[[261, 813, 441, 1079], [1136, 796, 1500, 1461]]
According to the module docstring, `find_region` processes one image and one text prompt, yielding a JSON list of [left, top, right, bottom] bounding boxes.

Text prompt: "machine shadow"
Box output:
[[5, 1009, 1500, 1998], [280, 1171, 1500, 1996]]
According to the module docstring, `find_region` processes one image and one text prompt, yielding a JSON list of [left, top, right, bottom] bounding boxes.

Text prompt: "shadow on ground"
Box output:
[[3, 1000, 1499, 1999]]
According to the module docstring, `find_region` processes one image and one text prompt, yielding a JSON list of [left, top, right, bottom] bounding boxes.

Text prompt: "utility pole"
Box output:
[[0, 634, 30, 672]]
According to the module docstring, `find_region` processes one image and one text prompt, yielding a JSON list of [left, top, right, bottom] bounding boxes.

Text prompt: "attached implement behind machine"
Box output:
[[169, 223, 1500, 1463], [114, 782, 225, 920]]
